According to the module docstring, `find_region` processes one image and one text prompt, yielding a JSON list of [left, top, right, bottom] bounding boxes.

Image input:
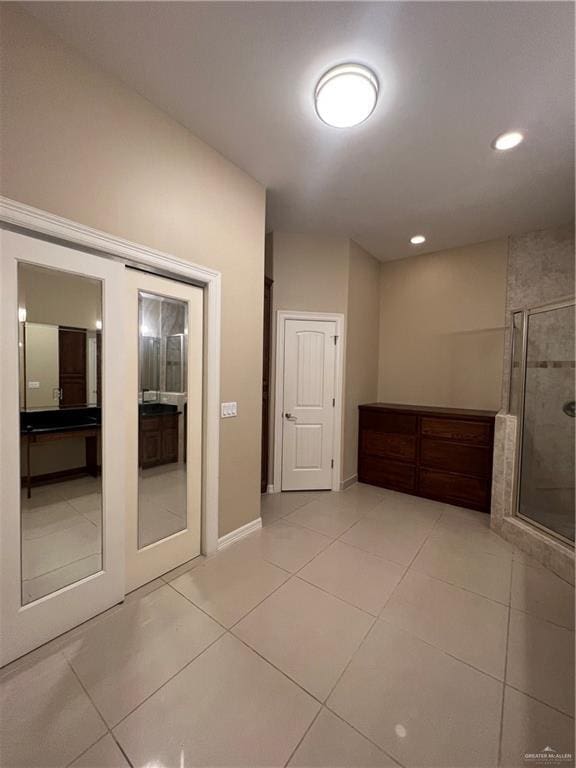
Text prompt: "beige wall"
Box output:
[[272, 233, 350, 314], [19, 264, 102, 329], [0, 6, 266, 536], [378, 239, 508, 411], [343, 242, 380, 482], [269, 232, 350, 486], [23, 324, 60, 410], [269, 232, 380, 485]]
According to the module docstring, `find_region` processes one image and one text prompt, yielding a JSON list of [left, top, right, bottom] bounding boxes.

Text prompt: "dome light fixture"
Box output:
[[410, 235, 426, 245], [315, 63, 379, 128], [492, 131, 524, 151]]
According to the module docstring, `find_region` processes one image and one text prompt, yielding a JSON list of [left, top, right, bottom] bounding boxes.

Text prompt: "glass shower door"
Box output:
[[517, 302, 575, 543]]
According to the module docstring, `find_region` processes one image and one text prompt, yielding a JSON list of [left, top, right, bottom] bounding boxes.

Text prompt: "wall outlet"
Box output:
[[221, 401, 238, 418], [27, 381, 40, 389]]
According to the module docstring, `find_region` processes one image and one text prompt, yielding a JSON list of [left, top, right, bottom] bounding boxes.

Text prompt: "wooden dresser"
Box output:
[[358, 403, 496, 512]]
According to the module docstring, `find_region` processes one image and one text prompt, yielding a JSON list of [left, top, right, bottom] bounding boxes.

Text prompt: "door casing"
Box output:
[[272, 310, 344, 494]]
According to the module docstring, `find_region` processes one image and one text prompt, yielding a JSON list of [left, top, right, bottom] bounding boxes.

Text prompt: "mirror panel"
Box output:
[[138, 292, 189, 548], [18, 263, 103, 605]]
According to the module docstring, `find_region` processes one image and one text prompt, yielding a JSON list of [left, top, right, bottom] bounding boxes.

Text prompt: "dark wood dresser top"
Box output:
[[359, 403, 497, 420]]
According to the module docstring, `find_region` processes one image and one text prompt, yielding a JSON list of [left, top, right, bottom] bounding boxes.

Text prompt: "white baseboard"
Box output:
[[266, 484, 276, 494], [217, 517, 262, 550], [340, 474, 358, 490]]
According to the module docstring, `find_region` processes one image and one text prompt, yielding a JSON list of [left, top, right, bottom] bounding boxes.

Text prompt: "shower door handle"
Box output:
[[562, 401, 576, 417]]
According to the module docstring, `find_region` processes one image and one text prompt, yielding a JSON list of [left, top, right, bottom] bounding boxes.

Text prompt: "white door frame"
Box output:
[[0, 196, 221, 557], [273, 310, 344, 494]]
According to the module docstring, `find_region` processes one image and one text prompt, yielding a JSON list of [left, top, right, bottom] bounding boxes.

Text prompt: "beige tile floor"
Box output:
[[1, 484, 574, 767]]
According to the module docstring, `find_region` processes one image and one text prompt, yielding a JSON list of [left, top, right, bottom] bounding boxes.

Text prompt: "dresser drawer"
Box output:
[[360, 410, 417, 435], [361, 430, 416, 462], [358, 455, 416, 493], [420, 438, 492, 478], [419, 468, 491, 511], [421, 417, 491, 446]]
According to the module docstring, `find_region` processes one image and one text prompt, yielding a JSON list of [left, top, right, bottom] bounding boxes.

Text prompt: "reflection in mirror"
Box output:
[[18, 263, 103, 605], [138, 292, 188, 548]]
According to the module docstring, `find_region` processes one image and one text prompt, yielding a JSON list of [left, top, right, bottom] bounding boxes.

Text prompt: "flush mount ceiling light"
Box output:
[[492, 131, 524, 151], [315, 63, 379, 128], [410, 235, 426, 245]]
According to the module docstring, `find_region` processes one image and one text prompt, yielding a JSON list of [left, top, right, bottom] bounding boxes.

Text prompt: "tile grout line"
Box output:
[[62, 655, 135, 768], [497, 558, 514, 767], [313, 508, 453, 745], [376, 504, 447, 615], [281, 707, 323, 767], [294, 571, 382, 618], [315, 506, 445, 703], [63, 735, 115, 768], [164, 578, 235, 633], [504, 682, 576, 720], [301, 504, 447, 710], [322, 701, 408, 768], [376, 613, 507, 685], [109, 629, 226, 732], [111, 732, 136, 768], [23, 549, 103, 585]]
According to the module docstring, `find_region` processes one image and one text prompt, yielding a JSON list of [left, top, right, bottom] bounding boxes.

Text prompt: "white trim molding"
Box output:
[[218, 517, 262, 550], [273, 309, 345, 494], [0, 196, 221, 557]]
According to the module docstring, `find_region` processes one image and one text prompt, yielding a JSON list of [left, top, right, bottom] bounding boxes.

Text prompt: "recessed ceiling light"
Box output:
[[492, 131, 524, 151], [410, 235, 426, 245], [315, 63, 379, 128]]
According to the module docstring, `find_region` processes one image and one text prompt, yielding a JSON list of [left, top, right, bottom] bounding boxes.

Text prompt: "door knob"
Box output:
[[563, 401, 576, 417], [285, 413, 297, 421]]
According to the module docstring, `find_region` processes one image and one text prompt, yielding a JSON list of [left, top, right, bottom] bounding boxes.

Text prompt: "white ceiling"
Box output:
[[25, 2, 575, 261]]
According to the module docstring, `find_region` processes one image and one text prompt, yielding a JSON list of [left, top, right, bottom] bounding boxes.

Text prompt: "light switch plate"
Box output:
[[221, 401, 238, 418], [28, 381, 40, 389]]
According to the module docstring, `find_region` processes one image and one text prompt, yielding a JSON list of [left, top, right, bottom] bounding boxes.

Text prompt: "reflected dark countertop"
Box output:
[[21, 403, 181, 433], [20, 407, 102, 434], [139, 402, 179, 417]]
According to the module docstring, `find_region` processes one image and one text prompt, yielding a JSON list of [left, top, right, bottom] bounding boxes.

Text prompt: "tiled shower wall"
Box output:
[[500, 223, 575, 402], [491, 222, 575, 583]]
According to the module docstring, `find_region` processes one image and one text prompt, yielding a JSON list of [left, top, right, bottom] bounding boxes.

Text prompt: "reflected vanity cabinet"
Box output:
[[139, 411, 179, 468], [358, 403, 496, 512]]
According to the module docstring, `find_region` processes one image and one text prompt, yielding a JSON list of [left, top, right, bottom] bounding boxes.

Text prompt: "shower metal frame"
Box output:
[[510, 296, 575, 547]]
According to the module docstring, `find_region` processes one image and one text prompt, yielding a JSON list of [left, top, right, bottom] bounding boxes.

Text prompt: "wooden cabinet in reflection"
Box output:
[[139, 408, 179, 468]]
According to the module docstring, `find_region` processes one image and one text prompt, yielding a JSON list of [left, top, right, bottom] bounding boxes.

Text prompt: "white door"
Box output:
[[282, 319, 336, 491], [125, 269, 203, 591], [0, 230, 125, 666]]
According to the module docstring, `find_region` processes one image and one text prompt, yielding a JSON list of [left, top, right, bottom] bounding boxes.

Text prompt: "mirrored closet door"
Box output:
[[0, 230, 125, 666], [125, 268, 203, 591]]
